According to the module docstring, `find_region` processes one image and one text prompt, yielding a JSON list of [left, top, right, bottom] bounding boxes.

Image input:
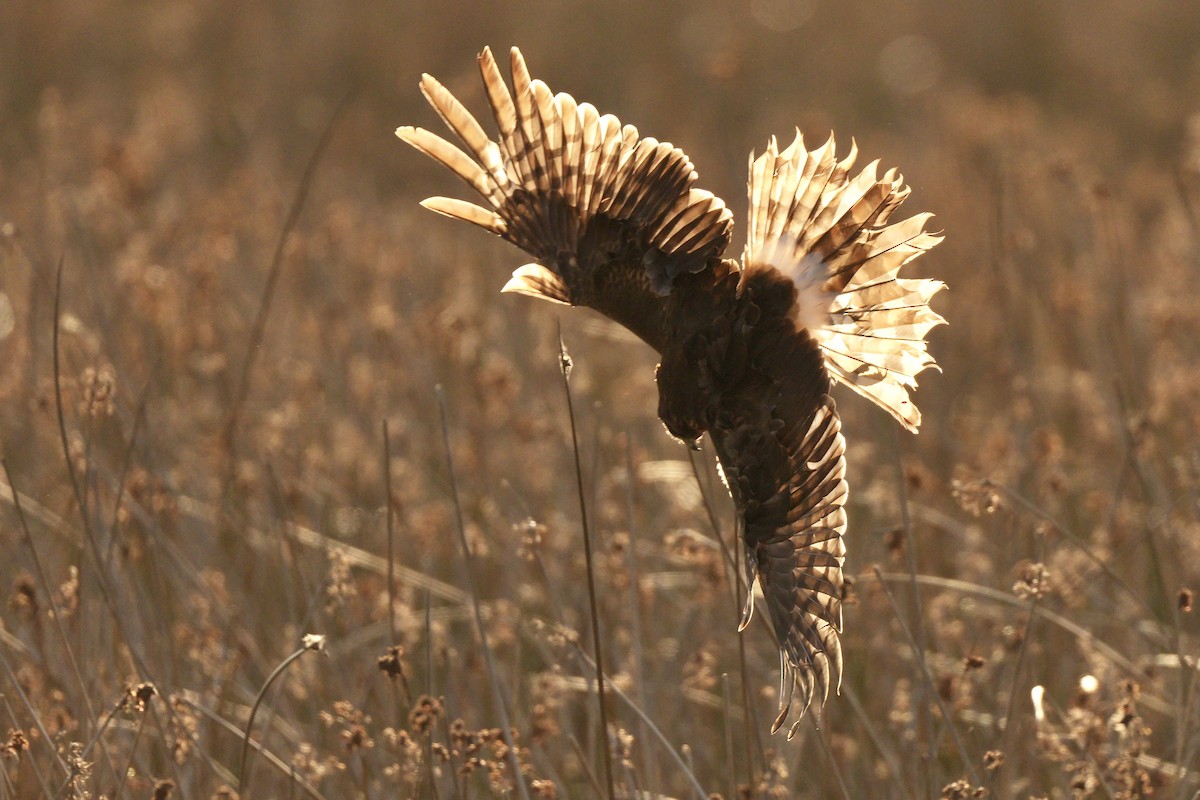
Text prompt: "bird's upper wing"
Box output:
[[742, 132, 945, 431], [709, 323, 848, 738], [397, 46, 734, 351]]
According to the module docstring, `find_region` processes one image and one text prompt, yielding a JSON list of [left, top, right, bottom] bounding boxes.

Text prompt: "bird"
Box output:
[[397, 46, 945, 737]]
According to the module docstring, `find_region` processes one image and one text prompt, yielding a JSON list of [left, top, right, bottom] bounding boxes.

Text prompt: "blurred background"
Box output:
[[3, 1, 1200, 797]]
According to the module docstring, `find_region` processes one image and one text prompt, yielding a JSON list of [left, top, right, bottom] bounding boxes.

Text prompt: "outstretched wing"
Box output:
[[743, 131, 945, 431], [397, 46, 734, 351], [710, 324, 848, 738]]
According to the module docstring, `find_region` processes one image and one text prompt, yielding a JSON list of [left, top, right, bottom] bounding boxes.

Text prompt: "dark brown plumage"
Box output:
[[398, 46, 944, 735]]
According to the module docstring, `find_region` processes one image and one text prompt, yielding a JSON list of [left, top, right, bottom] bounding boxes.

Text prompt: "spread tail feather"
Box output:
[[743, 131, 945, 431]]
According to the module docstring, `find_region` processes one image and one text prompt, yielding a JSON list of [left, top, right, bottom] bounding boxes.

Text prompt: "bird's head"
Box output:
[[655, 355, 710, 449]]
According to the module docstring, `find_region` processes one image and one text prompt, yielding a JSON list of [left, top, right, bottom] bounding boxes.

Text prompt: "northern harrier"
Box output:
[[397, 47, 944, 736]]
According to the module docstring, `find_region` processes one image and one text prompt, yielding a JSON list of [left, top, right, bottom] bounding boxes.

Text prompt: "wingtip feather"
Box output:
[[501, 263, 573, 305], [419, 196, 506, 233]]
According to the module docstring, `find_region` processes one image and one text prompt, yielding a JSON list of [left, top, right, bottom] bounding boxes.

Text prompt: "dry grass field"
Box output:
[[3, 1, 1200, 797]]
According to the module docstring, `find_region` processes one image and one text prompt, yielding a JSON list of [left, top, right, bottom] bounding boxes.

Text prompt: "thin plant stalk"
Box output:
[[237, 635, 326, 798], [49, 260, 116, 724], [807, 713, 853, 800], [2, 693, 55, 799], [873, 572, 1157, 695], [50, 261, 161, 793], [556, 327, 616, 799], [722, 673, 737, 799], [872, 566, 980, 784], [436, 706, 464, 800], [995, 519, 1048, 790], [521, 476, 706, 798], [623, 435, 657, 788], [103, 378, 149, 569], [1174, 634, 1200, 800], [174, 694, 327, 800], [383, 419, 398, 650], [54, 691, 140, 798], [145, 702, 187, 799], [1113, 386, 1194, 794], [1044, 694, 1120, 800], [2, 458, 96, 778], [435, 386, 531, 800], [995, 478, 1157, 629], [686, 445, 762, 776], [0, 756, 14, 797], [424, 588, 435, 696], [892, 435, 935, 790], [569, 644, 708, 800], [53, 259, 154, 682], [840, 680, 914, 800], [221, 94, 349, 467], [110, 708, 149, 800], [567, 734, 606, 799], [999, 591, 1042, 785]]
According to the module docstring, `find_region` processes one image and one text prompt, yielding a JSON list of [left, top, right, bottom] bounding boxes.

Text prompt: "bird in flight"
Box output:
[[397, 46, 944, 736]]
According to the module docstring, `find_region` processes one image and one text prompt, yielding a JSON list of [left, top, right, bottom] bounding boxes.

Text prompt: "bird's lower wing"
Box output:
[[397, 46, 734, 350], [713, 360, 848, 737], [742, 132, 944, 431]]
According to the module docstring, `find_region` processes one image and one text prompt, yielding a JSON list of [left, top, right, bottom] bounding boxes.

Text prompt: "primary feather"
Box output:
[[397, 46, 944, 734]]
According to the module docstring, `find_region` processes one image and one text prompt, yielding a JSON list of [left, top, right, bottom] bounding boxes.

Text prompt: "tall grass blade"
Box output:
[[556, 325, 616, 799], [436, 386, 531, 800]]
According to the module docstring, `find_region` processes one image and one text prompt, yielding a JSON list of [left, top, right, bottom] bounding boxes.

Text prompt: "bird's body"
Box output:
[[398, 46, 945, 735]]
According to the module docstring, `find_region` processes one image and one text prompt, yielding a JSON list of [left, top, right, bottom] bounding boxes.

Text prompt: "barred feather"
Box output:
[[397, 45, 733, 325], [715, 384, 848, 735], [419, 196, 505, 233], [743, 131, 945, 431]]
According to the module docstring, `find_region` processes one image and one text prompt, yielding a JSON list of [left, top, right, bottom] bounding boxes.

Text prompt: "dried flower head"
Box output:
[[8, 573, 37, 618], [342, 724, 374, 752], [56, 566, 80, 618], [1012, 561, 1051, 600], [516, 518, 548, 560], [2, 730, 30, 761], [378, 644, 408, 682], [529, 703, 559, 744], [291, 742, 343, 786], [952, 477, 1002, 516], [325, 552, 357, 610], [941, 777, 988, 798], [123, 682, 158, 713], [407, 695, 443, 734], [64, 741, 92, 794], [530, 618, 580, 649], [79, 364, 117, 417]]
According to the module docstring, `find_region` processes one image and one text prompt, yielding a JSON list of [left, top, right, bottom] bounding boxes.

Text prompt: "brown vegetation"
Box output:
[[2, 1, 1200, 797]]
